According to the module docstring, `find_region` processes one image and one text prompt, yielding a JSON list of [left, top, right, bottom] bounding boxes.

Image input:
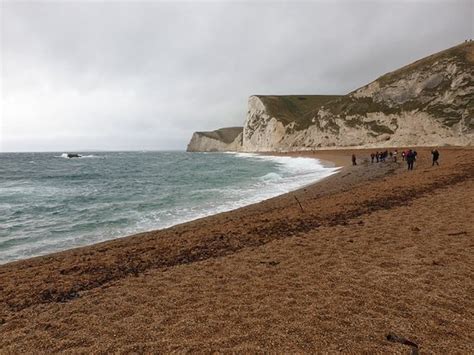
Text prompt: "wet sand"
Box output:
[[0, 147, 473, 353]]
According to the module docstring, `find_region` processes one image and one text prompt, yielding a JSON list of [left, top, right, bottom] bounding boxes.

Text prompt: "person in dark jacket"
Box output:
[[406, 150, 415, 170], [352, 154, 357, 166], [432, 149, 440, 166]]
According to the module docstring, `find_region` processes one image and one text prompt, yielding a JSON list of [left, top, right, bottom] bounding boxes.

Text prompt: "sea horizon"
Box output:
[[0, 149, 187, 154]]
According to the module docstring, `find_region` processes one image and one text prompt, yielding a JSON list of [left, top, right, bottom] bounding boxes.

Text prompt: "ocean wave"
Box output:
[[81, 154, 102, 158], [234, 153, 338, 176], [233, 152, 258, 159], [259, 172, 283, 183]]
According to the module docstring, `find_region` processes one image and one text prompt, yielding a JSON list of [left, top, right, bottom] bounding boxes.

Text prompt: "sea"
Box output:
[[0, 151, 339, 264]]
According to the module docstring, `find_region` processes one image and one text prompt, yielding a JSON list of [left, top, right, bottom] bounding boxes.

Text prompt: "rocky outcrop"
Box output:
[[189, 42, 473, 152], [243, 95, 343, 151], [186, 127, 243, 152]]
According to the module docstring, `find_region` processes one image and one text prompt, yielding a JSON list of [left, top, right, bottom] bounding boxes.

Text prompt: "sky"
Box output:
[[1, 0, 473, 152]]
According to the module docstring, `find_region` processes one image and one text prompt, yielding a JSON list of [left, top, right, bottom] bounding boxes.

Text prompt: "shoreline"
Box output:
[[0, 146, 464, 273], [0, 151, 343, 266], [1, 147, 473, 352], [255, 151, 351, 170]]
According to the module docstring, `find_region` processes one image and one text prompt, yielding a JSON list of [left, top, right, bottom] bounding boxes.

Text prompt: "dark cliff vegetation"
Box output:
[[256, 95, 342, 130], [196, 127, 243, 144]]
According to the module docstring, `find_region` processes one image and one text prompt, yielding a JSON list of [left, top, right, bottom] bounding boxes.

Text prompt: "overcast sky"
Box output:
[[1, 0, 472, 152]]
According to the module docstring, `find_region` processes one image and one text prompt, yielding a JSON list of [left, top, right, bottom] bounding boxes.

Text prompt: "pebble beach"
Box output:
[[0, 147, 473, 353]]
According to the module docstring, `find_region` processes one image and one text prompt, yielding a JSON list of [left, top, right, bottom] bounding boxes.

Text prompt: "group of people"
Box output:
[[370, 150, 396, 163], [353, 148, 441, 170], [401, 149, 440, 169]]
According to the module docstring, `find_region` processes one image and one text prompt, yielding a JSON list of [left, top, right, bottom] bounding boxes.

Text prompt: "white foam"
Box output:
[[150, 153, 340, 232], [259, 172, 283, 183], [234, 153, 339, 179]]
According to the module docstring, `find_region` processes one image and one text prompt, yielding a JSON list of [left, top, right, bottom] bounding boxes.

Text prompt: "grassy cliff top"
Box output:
[[196, 127, 243, 144], [254, 95, 343, 129], [358, 41, 474, 91]]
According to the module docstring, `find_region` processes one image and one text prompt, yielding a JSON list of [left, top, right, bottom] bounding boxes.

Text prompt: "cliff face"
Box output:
[[186, 127, 243, 152], [188, 42, 473, 152], [242, 42, 473, 151]]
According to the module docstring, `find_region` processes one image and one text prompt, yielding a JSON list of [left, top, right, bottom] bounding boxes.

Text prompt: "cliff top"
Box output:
[[252, 95, 343, 130], [356, 41, 474, 92], [195, 127, 243, 144]]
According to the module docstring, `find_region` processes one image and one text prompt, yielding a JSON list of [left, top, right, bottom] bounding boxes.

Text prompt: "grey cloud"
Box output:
[[1, 0, 472, 151]]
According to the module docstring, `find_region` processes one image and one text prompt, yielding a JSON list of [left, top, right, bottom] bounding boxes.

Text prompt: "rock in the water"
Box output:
[[67, 154, 81, 158]]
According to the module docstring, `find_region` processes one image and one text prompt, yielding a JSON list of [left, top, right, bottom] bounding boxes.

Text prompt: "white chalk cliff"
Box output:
[[188, 42, 473, 152], [186, 127, 243, 152]]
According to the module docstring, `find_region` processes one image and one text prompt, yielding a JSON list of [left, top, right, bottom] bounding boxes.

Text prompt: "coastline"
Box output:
[[0, 151, 345, 268], [263, 149, 351, 168], [1, 147, 473, 352], [0, 151, 341, 266]]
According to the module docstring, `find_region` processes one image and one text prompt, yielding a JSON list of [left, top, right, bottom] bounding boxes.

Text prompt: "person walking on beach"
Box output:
[[376, 151, 379, 163], [371, 153, 375, 163], [432, 149, 440, 166], [406, 150, 415, 170], [352, 154, 357, 166], [393, 149, 398, 162]]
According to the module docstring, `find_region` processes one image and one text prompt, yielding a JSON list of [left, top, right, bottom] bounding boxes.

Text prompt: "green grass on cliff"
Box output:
[[370, 41, 474, 89], [197, 127, 243, 144], [255, 95, 342, 130]]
